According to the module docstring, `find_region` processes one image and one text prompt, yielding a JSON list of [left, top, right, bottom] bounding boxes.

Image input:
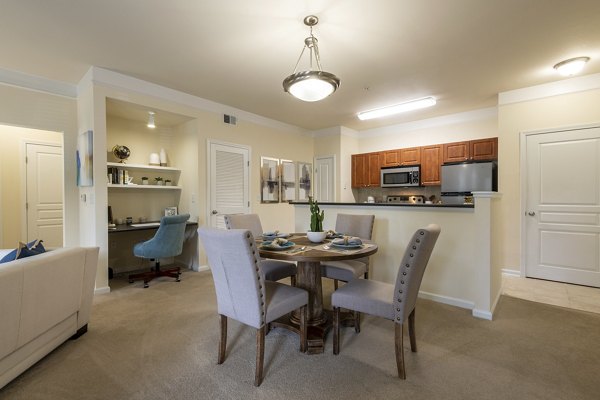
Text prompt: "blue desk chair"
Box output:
[[128, 214, 190, 288]]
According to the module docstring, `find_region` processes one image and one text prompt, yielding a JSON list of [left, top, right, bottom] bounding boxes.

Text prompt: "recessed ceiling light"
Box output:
[[357, 97, 437, 121], [553, 57, 590, 76]]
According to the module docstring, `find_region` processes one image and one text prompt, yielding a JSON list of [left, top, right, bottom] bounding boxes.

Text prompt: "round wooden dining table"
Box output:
[[258, 234, 378, 354]]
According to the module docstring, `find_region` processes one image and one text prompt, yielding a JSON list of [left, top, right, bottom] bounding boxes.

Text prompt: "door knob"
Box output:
[[211, 210, 218, 215], [528, 211, 536, 216]]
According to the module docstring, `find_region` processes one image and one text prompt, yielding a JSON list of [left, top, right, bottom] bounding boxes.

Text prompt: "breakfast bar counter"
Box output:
[[291, 192, 501, 320]]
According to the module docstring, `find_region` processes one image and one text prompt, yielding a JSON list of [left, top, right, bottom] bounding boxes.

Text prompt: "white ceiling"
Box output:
[[1, 1, 599, 131]]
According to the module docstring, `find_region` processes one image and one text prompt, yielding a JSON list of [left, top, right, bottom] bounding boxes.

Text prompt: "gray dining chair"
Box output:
[[321, 213, 375, 290], [198, 227, 308, 387], [224, 213, 297, 286], [332, 224, 441, 379]]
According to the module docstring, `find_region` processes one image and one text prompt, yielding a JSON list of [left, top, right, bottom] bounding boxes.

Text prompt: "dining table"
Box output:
[[257, 233, 378, 354]]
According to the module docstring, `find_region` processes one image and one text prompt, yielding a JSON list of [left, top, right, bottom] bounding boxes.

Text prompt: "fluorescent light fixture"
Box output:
[[357, 97, 437, 121], [147, 111, 156, 128], [553, 57, 590, 76]]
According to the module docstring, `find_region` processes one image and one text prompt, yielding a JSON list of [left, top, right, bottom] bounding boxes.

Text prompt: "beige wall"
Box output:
[[0, 126, 62, 247], [0, 84, 78, 248], [497, 87, 600, 272]]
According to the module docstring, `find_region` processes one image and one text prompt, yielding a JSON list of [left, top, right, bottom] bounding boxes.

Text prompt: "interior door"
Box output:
[[208, 140, 250, 229], [26, 143, 64, 247], [525, 126, 600, 287], [314, 155, 335, 202]]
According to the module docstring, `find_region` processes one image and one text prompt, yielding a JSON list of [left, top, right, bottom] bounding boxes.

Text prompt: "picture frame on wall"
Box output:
[[280, 160, 296, 202], [76, 130, 93, 187], [260, 156, 280, 203], [297, 161, 312, 201]]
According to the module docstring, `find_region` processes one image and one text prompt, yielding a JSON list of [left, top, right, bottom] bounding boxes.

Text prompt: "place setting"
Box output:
[[259, 237, 308, 254]]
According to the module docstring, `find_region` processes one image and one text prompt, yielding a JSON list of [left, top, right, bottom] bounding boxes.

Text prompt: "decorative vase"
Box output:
[[159, 148, 168, 166], [307, 231, 326, 243], [149, 153, 160, 166]]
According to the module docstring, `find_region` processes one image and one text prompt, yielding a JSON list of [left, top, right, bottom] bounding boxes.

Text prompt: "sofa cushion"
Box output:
[[0, 240, 46, 264]]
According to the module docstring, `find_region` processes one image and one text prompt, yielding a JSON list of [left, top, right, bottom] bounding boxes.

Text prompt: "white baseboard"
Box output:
[[195, 265, 209, 272], [502, 268, 521, 277], [472, 309, 493, 320], [418, 290, 475, 311], [94, 286, 110, 295]]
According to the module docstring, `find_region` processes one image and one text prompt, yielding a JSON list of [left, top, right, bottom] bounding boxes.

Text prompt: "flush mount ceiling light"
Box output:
[[147, 111, 156, 129], [357, 97, 437, 121], [283, 15, 340, 102], [553, 57, 590, 76]]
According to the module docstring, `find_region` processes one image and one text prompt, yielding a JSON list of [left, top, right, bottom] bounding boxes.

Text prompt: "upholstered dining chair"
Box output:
[[224, 213, 297, 286], [321, 213, 375, 290], [198, 227, 308, 386], [128, 213, 189, 288], [332, 224, 441, 379]]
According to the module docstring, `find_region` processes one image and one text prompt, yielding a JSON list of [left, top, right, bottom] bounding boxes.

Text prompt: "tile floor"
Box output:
[[502, 274, 600, 314]]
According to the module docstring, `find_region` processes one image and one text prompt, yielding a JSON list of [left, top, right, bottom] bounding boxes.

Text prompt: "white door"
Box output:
[[314, 155, 335, 202], [207, 140, 250, 229], [26, 143, 64, 247], [525, 125, 600, 287]]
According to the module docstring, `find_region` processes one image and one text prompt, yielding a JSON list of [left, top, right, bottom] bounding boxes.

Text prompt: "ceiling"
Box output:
[[1, 1, 599, 131]]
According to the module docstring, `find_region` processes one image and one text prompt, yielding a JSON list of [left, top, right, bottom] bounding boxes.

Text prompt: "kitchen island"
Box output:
[[291, 192, 501, 319]]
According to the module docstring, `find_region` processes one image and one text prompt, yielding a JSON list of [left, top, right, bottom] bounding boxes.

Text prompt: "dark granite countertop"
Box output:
[[289, 201, 474, 209]]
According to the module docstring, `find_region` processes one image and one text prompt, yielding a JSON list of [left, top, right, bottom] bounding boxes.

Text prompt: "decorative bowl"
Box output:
[[307, 231, 326, 243]]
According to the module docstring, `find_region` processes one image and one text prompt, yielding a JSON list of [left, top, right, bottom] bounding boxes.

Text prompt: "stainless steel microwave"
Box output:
[[380, 165, 420, 187]]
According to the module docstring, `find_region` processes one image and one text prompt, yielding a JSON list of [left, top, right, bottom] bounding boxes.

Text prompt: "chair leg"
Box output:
[[255, 326, 266, 387], [354, 311, 361, 333], [334, 279, 339, 290], [333, 307, 340, 355], [299, 305, 307, 353], [408, 308, 417, 352], [218, 315, 227, 364], [394, 323, 406, 379], [290, 275, 297, 287]]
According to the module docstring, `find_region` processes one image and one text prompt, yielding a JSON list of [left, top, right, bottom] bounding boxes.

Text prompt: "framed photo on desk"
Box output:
[[165, 207, 178, 216]]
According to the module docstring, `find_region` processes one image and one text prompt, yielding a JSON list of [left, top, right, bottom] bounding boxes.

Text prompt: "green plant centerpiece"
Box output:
[[307, 196, 326, 243]]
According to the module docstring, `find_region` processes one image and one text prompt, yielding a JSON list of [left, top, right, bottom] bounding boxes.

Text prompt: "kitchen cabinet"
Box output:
[[382, 150, 401, 166], [443, 141, 470, 163], [420, 145, 442, 186], [443, 138, 498, 163], [471, 137, 498, 160], [400, 147, 421, 165], [351, 152, 381, 187]]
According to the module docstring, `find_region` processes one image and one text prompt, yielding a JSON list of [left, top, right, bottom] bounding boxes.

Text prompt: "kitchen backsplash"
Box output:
[[353, 186, 442, 203]]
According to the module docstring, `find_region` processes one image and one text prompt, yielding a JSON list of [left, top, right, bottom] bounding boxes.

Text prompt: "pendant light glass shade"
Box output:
[[283, 15, 340, 102], [147, 111, 156, 129]]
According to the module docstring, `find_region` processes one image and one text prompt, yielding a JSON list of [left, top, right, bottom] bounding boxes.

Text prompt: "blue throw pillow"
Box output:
[[0, 239, 46, 264]]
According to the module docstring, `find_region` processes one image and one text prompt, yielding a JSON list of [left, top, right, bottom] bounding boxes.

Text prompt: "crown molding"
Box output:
[[499, 72, 600, 105], [84, 67, 306, 135], [358, 107, 498, 138], [0, 67, 77, 98]]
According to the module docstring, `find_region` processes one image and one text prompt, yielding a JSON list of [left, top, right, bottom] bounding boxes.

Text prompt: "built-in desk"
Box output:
[[108, 221, 199, 279]]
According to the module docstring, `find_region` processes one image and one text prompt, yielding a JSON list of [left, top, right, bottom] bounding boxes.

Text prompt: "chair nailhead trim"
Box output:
[[412, 245, 417, 249], [416, 239, 420, 243], [397, 317, 400, 320], [420, 231, 424, 235], [403, 272, 407, 275], [401, 280, 404, 284], [396, 308, 400, 311], [399, 290, 403, 293], [410, 253, 414, 257]]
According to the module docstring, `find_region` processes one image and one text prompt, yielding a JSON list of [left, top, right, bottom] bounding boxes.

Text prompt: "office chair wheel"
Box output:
[[144, 283, 149, 288], [176, 277, 181, 282], [128, 279, 134, 284]]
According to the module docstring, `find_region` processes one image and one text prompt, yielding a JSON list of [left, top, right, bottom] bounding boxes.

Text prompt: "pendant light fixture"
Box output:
[[147, 111, 156, 129], [283, 15, 340, 102]]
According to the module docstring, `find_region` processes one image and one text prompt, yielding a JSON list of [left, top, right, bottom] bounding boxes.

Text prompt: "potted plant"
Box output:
[[165, 179, 172, 186], [155, 177, 163, 186], [307, 196, 326, 243], [141, 177, 149, 185]]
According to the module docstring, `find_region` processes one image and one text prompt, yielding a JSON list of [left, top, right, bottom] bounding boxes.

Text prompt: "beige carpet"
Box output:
[[1, 270, 600, 400]]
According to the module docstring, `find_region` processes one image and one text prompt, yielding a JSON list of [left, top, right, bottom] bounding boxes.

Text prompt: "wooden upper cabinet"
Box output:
[[400, 147, 421, 165], [443, 141, 470, 163], [367, 152, 382, 186], [351, 154, 367, 188], [382, 150, 401, 167], [421, 145, 442, 186], [470, 137, 498, 161]]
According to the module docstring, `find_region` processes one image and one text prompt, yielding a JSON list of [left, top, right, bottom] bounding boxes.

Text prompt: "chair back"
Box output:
[[393, 224, 441, 324], [335, 214, 375, 240], [224, 214, 263, 237], [198, 227, 266, 329], [135, 214, 189, 259]]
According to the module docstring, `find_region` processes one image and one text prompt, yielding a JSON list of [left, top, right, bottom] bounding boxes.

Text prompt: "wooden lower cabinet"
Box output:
[[420, 145, 442, 186]]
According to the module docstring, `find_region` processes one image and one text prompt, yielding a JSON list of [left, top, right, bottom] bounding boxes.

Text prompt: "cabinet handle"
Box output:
[[212, 210, 218, 215], [527, 211, 536, 216]]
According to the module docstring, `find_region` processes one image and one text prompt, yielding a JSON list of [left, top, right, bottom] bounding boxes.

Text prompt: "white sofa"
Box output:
[[0, 247, 99, 389]]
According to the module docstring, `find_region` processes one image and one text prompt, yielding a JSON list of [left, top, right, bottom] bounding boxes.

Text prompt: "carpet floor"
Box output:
[[1, 270, 599, 400]]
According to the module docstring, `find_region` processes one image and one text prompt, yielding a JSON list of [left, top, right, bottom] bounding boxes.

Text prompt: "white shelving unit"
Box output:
[[107, 162, 182, 189]]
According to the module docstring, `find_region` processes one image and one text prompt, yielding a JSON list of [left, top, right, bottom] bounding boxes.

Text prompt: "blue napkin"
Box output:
[[332, 236, 362, 246]]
